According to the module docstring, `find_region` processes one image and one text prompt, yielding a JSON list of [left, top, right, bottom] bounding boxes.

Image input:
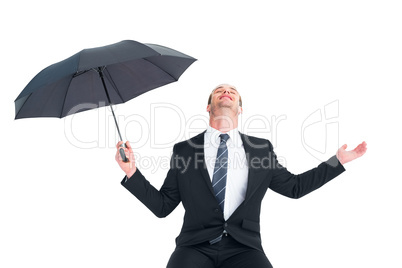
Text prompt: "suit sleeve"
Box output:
[[268, 142, 346, 199], [120, 145, 181, 218]]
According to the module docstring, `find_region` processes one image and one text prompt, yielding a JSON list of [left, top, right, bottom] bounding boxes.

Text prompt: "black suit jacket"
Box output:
[[121, 131, 345, 252]]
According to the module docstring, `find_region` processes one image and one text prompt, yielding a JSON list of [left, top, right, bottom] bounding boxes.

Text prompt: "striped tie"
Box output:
[[212, 133, 230, 212]]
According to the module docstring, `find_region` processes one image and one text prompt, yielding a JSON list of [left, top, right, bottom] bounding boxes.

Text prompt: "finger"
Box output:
[[124, 147, 130, 158], [351, 142, 366, 157], [126, 141, 134, 153], [354, 142, 366, 151], [357, 142, 367, 155], [129, 151, 135, 162], [116, 141, 124, 149], [116, 150, 123, 162], [361, 141, 367, 150]]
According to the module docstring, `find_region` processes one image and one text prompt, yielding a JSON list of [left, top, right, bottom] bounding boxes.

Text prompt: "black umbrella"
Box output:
[[15, 40, 196, 161]]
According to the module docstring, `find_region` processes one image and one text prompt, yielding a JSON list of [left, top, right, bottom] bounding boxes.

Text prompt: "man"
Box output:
[[115, 84, 367, 268]]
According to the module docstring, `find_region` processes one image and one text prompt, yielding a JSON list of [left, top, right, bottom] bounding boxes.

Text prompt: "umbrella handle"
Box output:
[[119, 144, 129, 163]]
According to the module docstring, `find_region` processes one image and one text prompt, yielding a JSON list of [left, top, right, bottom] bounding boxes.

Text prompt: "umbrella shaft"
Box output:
[[109, 105, 124, 141], [98, 67, 124, 142]]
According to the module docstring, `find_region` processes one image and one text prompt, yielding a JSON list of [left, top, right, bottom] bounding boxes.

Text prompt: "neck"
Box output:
[[209, 108, 238, 133]]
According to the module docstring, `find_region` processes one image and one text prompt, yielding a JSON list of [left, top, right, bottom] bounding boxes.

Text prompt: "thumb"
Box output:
[[341, 144, 347, 150]]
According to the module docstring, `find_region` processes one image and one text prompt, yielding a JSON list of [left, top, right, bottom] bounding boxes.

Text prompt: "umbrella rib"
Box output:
[[15, 93, 33, 119], [72, 69, 90, 78], [143, 58, 178, 82], [104, 68, 125, 103], [59, 52, 83, 118], [59, 76, 76, 118]]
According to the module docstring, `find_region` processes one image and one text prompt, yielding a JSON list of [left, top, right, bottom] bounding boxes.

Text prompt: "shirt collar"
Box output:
[[206, 125, 242, 147]]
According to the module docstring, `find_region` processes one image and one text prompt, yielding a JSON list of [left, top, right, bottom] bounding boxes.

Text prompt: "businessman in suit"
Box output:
[[115, 84, 367, 268]]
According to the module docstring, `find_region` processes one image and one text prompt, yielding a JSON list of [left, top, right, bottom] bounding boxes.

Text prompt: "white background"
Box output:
[[1, 1, 401, 267]]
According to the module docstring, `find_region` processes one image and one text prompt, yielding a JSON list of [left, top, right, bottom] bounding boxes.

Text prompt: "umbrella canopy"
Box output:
[[15, 40, 196, 119], [14, 40, 196, 162]]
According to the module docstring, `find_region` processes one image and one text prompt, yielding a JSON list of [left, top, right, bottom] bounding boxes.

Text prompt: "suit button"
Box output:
[[224, 223, 228, 227], [214, 208, 219, 213]]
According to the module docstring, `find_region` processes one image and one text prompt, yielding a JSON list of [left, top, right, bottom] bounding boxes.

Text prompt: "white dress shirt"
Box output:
[[204, 126, 248, 220]]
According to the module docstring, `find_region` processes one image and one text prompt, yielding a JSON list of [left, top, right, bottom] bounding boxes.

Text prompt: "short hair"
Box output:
[[207, 84, 242, 107]]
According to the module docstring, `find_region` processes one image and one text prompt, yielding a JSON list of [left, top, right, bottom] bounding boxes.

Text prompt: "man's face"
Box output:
[[207, 84, 242, 114]]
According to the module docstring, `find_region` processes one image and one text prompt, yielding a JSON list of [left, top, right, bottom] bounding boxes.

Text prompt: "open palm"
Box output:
[[336, 141, 367, 165]]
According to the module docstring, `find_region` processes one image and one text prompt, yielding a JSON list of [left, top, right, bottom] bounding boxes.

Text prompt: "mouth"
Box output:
[[219, 95, 233, 101]]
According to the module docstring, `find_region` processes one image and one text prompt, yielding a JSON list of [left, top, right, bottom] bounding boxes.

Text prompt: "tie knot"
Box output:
[[220, 133, 230, 143]]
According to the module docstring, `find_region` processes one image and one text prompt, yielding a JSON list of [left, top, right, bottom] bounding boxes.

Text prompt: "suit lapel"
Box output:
[[191, 131, 216, 196], [240, 133, 269, 202]]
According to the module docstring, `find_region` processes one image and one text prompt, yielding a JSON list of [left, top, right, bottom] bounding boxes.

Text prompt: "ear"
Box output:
[[206, 104, 211, 113], [238, 106, 243, 115]]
